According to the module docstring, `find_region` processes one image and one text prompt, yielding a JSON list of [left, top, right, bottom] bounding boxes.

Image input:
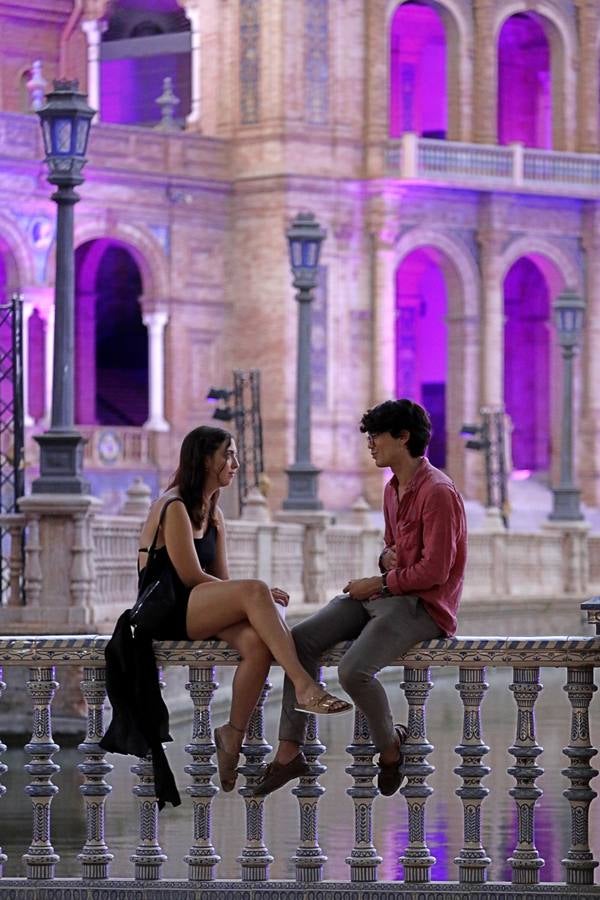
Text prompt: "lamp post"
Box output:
[[32, 79, 95, 494], [548, 289, 586, 521], [283, 211, 326, 510]]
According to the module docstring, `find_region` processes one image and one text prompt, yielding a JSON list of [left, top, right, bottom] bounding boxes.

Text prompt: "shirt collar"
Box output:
[[389, 457, 428, 497]]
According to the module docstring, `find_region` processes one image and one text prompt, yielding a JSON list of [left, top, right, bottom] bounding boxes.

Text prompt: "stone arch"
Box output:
[[0, 214, 35, 291], [73, 221, 169, 305], [493, 3, 577, 150], [386, 0, 472, 141], [392, 227, 479, 490], [498, 235, 580, 293], [498, 236, 581, 484]]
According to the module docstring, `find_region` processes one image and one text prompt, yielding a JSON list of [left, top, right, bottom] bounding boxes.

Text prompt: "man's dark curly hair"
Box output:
[[359, 399, 432, 457]]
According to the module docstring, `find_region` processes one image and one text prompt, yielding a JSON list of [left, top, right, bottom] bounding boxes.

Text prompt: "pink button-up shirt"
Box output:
[[383, 458, 467, 637]]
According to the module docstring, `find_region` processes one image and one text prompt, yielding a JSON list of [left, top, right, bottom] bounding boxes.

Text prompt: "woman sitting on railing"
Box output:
[[132, 425, 351, 794]]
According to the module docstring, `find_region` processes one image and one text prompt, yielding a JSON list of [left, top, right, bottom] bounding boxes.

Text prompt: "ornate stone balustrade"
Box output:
[[0, 512, 598, 631], [0, 623, 600, 898], [0, 111, 228, 184], [385, 134, 600, 198]]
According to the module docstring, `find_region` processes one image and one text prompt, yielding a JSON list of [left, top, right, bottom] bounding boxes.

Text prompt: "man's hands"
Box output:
[[271, 587, 290, 607], [380, 546, 397, 571], [343, 576, 384, 601]]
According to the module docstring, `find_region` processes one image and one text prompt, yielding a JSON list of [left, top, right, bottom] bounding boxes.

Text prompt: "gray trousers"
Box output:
[[279, 592, 443, 752]]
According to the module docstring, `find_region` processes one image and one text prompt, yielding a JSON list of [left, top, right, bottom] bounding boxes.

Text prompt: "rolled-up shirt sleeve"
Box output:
[[386, 485, 462, 596]]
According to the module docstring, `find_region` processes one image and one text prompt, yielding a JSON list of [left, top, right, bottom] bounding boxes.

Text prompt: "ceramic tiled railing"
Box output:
[[1, 608, 600, 899]]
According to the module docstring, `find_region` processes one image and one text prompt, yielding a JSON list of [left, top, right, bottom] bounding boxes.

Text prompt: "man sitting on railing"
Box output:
[[252, 399, 467, 797]]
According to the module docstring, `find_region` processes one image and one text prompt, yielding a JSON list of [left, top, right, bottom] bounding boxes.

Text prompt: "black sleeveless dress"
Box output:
[[139, 526, 218, 640]]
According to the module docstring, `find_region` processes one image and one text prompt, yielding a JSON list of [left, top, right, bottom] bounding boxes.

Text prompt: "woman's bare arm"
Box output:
[[162, 499, 220, 588], [210, 507, 230, 580]]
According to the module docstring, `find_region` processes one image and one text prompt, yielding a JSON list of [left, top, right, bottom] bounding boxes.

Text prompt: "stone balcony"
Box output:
[[0, 111, 229, 187], [384, 133, 600, 198]]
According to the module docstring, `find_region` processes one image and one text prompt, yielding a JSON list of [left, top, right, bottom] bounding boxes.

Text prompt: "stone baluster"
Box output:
[[292, 671, 327, 882], [184, 665, 221, 880], [454, 666, 491, 883], [23, 515, 42, 606], [77, 666, 113, 879], [7, 521, 24, 606], [238, 678, 273, 880], [561, 666, 599, 885], [399, 666, 435, 883], [507, 666, 544, 884], [345, 706, 381, 882], [130, 667, 167, 880], [22, 666, 60, 879], [0, 667, 7, 876]]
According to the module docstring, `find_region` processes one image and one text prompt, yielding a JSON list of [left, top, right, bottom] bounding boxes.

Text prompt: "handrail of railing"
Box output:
[[1, 611, 600, 896], [384, 134, 600, 196]]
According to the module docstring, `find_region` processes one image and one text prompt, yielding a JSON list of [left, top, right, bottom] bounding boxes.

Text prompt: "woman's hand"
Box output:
[[271, 587, 290, 607]]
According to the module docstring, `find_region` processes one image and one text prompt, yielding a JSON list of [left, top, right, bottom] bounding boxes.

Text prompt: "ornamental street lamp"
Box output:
[[548, 289, 586, 522], [32, 79, 95, 494], [283, 211, 326, 510]]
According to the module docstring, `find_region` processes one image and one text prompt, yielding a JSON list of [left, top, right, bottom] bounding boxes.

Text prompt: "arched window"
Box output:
[[100, 1, 191, 126], [497, 13, 551, 148], [503, 257, 550, 471], [75, 239, 148, 426], [395, 247, 447, 467], [389, 2, 447, 139]]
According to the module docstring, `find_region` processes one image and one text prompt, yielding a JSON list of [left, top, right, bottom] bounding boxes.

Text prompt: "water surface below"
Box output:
[[1, 666, 598, 883]]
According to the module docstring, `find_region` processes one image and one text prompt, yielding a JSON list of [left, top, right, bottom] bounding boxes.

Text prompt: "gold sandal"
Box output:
[[294, 689, 353, 716]]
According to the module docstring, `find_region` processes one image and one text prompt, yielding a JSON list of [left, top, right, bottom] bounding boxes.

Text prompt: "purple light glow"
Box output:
[[395, 247, 447, 467], [101, 54, 191, 126], [503, 256, 550, 471], [389, 2, 447, 139], [498, 13, 551, 148], [75, 239, 148, 427]]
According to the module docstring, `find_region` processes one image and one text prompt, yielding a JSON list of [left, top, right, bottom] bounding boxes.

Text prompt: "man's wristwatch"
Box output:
[[380, 571, 392, 597]]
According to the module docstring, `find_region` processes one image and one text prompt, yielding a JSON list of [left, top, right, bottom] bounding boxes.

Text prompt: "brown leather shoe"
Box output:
[[377, 724, 408, 797], [251, 752, 310, 797]]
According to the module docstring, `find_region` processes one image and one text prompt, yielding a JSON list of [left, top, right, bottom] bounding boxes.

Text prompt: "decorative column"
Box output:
[[77, 665, 113, 879], [454, 666, 491, 883], [184, 665, 221, 881], [477, 223, 504, 410], [400, 666, 436, 883], [142, 309, 169, 432], [574, 1, 600, 152], [178, 0, 202, 129], [81, 18, 105, 120], [472, 0, 496, 143], [130, 667, 168, 881], [368, 213, 397, 405], [292, 671, 327, 882], [562, 666, 598, 885], [507, 666, 544, 884], [345, 707, 381, 882], [22, 666, 60, 879], [238, 679, 273, 880], [580, 209, 600, 506]]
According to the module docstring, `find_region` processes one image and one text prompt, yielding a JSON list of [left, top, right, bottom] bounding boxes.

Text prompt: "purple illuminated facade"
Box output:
[[0, 0, 598, 511]]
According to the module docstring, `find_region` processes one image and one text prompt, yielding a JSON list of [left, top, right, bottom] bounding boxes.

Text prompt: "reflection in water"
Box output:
[[0, 667, 597, 882]]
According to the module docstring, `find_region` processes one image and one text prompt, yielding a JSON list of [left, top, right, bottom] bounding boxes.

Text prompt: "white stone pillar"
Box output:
[[478, 229, 504, 408], [143, 310, 169, 432], [369, 223, 398, 404], [184, 3, 202, 129], [43, 304, 54, 427], [81, 18, 105, 121], [21, 299, 34, 427]]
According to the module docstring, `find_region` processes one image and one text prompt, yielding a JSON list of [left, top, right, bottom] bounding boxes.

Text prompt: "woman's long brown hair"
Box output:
[[167, 425, 232, 529]]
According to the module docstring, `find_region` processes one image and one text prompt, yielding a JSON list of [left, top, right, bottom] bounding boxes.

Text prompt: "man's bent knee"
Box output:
[[338, 658, 370, 695]]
